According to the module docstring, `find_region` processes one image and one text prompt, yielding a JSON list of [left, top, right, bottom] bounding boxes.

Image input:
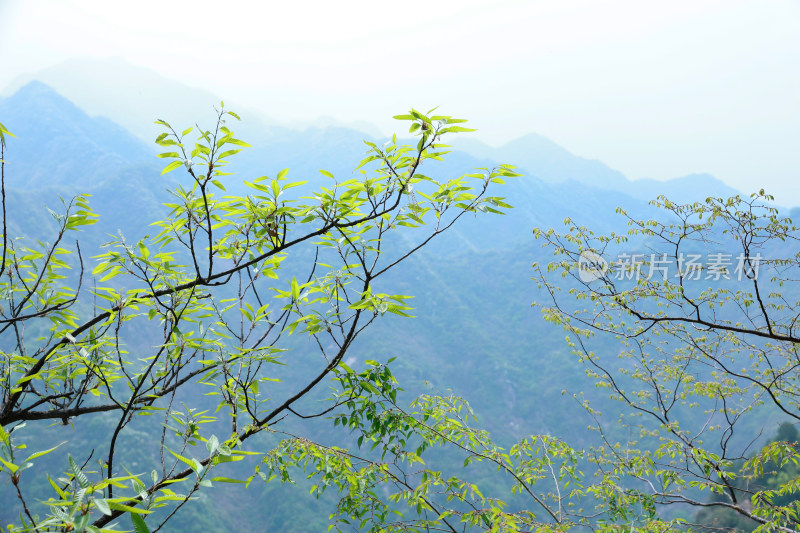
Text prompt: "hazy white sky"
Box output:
[[1, 0, 798, 202]]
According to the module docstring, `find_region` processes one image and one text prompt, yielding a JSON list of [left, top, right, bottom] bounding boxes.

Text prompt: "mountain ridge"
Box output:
[[1, 59, 745, 206], [0, 80, 156, 190]]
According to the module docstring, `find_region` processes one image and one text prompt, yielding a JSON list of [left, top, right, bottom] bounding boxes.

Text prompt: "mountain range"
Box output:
[[3, 58, 745, 204]]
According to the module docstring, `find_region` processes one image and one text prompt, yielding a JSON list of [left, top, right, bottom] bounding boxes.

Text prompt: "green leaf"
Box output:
[[74, 514, 90, 531], [69, 455, 90, 489], [226, 138, 251, 147], [94, 498, 112, 516], [107, 501, 152, 515], [166, 447, 202, 474], [217, 149, 241, 160], [161, 160, 183, 175], [98, 266, 122, 282], [206, 435, 219, 455], [23, 442, 64, 463], [440, 126, 476, 133], [0, 121, 14, 138], [0, 455, 18, 473], [210, 476, 247, 483], [131, 512, 151, 533]]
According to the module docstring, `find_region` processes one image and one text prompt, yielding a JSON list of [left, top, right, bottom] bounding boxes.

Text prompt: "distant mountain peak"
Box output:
[[14, 79, 54, 94], [1, 57, 280, 143], [0, 81, 155, 190], [450, 132, 743, 204], [453, 131, 630, 188], [626, 173, 740, 203], [8, 80, 83, 115], [503, 132, 571, 152]]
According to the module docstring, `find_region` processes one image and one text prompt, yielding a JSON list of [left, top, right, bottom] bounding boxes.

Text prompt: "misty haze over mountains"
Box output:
[[2, 58, 751, 209]]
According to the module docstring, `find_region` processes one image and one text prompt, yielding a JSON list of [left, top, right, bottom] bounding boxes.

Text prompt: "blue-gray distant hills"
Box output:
[[453, 134, 740, 202], [0, 81, 154, 189], [2, 56, 743, 205], [0, 77, 750, 262]]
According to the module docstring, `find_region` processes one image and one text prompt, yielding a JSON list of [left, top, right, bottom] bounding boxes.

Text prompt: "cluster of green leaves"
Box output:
[[695, 423, 800, 532], [255, 355, 689, 532], [0, 107, 518, 532], [532, 192, 800, 531]]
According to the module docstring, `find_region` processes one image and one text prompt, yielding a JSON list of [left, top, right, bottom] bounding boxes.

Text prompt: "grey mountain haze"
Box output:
[[2, 58, 747, 205]]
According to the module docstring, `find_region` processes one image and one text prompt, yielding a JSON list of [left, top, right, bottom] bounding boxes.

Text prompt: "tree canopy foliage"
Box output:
[[531, 192, 800, 531], [0, 108, 517, 532]]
